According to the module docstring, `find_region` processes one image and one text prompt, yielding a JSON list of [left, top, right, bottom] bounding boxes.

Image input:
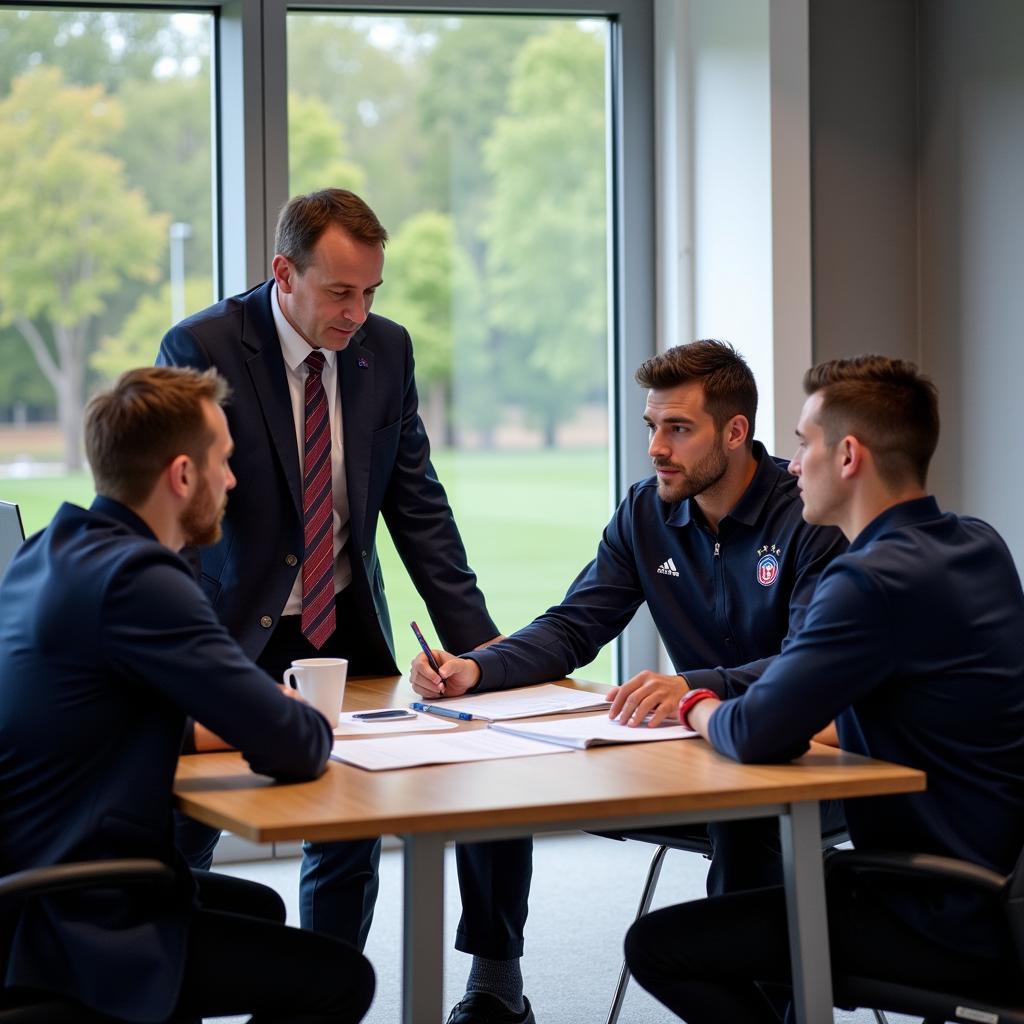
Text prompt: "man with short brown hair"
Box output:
[[413, 340, 847, 1022], [0, 366, 373, 1023], [158, 188, 525, 1014]]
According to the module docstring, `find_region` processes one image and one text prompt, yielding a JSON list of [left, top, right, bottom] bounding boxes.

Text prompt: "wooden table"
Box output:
[[175, 675, 925, 1024]]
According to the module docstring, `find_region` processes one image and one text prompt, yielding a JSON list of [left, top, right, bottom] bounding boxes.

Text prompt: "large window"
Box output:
[[286, 12, 614, 679], [0, 6, 216, 527], [0, 0, 654, 682]]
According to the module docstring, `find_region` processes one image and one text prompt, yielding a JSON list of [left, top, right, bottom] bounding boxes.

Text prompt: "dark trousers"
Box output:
[[654, 799, 847, 896], [176, 590, 531, 958], [175, 869, 374, 1024], [623, 881, 1011, 1023]]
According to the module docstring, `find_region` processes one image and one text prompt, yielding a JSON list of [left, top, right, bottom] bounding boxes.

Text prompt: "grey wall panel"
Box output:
[[809, 0, 919, 366], [918, 0, 1024, 562]]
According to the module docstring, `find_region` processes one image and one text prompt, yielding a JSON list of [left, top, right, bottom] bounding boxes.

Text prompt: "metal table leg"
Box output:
[[402, 832, 447, 1024], [780, 801, 834, 1024]]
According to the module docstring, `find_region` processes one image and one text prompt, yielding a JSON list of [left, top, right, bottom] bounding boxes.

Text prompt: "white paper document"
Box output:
[[489, 713, 697, 749], [333, 709, 457, 736], [424, 683, 612, 722], [330, 729, 573, 771]]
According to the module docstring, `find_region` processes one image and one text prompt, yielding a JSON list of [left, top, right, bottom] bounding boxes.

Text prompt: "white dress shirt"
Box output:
[[271, 284, 352, 614]]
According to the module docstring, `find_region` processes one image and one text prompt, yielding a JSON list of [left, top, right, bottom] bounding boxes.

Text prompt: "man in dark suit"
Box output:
[[0, 366, 373, 1023], [158, 189, 533, 1023]]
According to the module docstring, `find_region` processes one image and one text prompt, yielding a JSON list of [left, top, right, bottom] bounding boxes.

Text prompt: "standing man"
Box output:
[[0, 367, 373, 1023], [624, 356, 1024, 1021], [157, 189, 526, 1017], [412, 341, 847, 1021]]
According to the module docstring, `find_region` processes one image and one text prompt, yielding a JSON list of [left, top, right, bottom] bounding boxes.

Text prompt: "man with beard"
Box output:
[[0, 366, 373, 1023], [624, 356, 1024, 1021], [411, 340, 847, 1021]]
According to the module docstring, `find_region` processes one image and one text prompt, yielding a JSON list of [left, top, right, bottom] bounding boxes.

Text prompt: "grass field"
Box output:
[[2, 448, 614, 682]]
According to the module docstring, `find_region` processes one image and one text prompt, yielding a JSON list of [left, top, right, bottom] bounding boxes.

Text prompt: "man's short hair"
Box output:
[[635, 340, 758, 441], [84, 366, 230, 507], [803, 355, 940, 488], [274, 188, 389, 273]]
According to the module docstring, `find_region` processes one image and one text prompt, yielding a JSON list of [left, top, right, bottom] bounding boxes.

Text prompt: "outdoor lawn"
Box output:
[[1, 447, 614, 683]]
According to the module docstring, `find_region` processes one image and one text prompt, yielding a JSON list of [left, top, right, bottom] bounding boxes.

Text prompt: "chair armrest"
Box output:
[[826, 849, 1007, 895], [0, 859, 176, 901]]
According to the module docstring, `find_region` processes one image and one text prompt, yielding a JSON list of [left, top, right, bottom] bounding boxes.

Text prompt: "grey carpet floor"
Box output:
[[216, 832, 917, 1024]]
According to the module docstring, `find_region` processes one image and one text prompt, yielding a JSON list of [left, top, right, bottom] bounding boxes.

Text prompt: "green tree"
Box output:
[[482, 25, 608, 446], [91, 278, 213, 382], [289, 92, 367, 197], [0, 9, 200, 94], [375, 211, 490, 446], [116, 74, 215, 283], [0, 68, 167, 470], [286, 14, 424, 229], [417, 17, 543, 257]]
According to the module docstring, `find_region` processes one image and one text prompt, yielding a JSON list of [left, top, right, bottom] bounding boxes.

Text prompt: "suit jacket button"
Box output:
[[260, 615, 273, 629], [285, 554, 298, 567], [361, 550, 368, 558]]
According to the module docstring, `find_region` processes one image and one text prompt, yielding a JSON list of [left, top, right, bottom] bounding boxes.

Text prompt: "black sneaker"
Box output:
[[445, 992, 535, 1024]]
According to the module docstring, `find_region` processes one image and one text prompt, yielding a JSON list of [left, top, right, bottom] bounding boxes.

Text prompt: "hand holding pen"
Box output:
[[408, 621, 481, 699]]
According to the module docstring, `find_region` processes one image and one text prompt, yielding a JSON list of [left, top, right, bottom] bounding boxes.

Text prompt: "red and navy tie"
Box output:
[[301, 351, 336, 648]]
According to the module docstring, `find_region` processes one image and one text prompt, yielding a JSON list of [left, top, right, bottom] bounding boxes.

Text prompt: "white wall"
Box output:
[[656, 0, 778, 448]]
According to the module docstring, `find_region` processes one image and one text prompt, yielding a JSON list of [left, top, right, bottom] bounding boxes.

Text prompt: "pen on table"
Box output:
[[410, 702, 473, 722], [351, 709, 417, 721], [410, 620, 445, 690]]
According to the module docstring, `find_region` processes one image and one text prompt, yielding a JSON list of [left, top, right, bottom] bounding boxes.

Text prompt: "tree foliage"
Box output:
[[91, 277, 213, 382], [0, 11, 611, 460], [482, 24, 608, 445], [0, 67, 167, 469], [289, 92, 366, 197]]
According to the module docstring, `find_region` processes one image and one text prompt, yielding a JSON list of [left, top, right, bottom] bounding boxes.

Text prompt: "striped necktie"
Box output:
[[301, 350, 336, 648]]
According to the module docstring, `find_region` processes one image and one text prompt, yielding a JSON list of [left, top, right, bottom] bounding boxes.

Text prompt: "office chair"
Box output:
[[829, 847, 1024, 1024], [0, 858, 177, 1022], [599, 822, 860, 1024]]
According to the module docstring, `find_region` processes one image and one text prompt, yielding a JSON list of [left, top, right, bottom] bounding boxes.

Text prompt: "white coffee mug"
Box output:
[[283, 657, 348, 723]]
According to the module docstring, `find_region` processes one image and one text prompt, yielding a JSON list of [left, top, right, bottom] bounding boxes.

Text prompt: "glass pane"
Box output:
[[287, 13, 613, 682], [0, 7, 216, 532]]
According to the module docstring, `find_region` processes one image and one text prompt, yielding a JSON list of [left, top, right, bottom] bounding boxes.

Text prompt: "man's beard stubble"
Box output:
[[655, 441, 729, 505], [180, 475, 226, 547]]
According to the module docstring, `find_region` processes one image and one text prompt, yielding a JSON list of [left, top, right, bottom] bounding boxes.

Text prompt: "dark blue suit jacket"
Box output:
[[0, 498, 333, 1020], [157, 281, 497, 671]]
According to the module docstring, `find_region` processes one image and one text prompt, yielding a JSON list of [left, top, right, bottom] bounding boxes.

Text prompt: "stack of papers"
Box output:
[[489, 714, 696, 749], [417, 683, 611, 721]]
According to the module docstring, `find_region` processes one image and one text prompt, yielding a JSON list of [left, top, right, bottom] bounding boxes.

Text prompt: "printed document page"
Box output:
[[424, 683, 611, 721], [331, 728, 573, 771], [489, 713, 697, 749]]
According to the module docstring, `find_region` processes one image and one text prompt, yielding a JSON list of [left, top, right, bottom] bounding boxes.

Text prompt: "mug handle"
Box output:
[[283, 667, 298, 690]]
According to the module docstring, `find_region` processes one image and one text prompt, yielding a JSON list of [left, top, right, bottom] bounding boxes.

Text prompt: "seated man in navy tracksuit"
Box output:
[[410, 340, 848, 1023], [624, 355, 1024, 1021], [0, 367, 374, 1023]]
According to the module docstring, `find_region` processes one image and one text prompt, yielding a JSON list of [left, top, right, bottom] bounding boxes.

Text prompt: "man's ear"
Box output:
[[272, 254, 294, 294], [165, 454, 193, 500], [724, 414, 750, 451], [838, 435, 865, 480]]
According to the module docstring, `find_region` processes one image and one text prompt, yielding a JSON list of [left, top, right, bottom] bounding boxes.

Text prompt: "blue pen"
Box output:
[[410, 702, 473, 722], [410, 620, 444, 682]]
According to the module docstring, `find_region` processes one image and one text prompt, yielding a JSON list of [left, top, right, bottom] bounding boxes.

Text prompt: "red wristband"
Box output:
[[678, 687, 719, 731]]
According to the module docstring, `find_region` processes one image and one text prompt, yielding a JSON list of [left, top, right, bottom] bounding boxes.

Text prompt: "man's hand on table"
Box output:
[[606, 670, 690, 727], [410, 650, 481, 698]]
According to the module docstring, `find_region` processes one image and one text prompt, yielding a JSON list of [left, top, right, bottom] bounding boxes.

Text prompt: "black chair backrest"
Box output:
[[1005, 841, 1024, 966]]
